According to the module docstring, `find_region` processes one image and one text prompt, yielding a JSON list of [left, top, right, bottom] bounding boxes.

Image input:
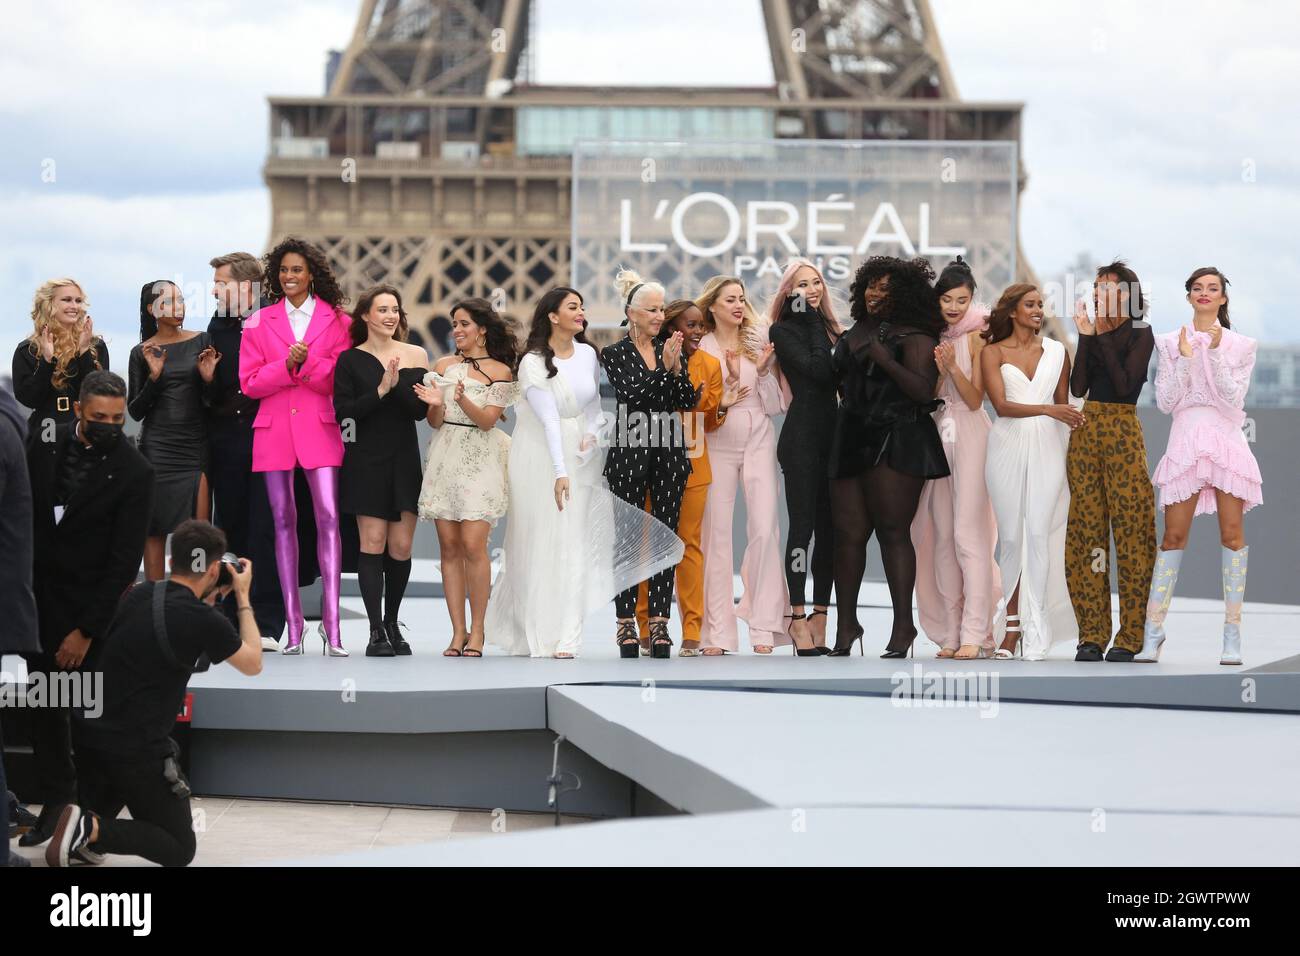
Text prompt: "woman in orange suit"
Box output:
[[636, 300, 749, 655]]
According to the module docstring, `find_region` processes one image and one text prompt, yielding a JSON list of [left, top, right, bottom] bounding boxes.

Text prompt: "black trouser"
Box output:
[[781, 458, 835, 608], [608, 454, 689, 619], [209, 422, 286, 640], [23, 651, 77, 824], [75, 743, 196, 867]]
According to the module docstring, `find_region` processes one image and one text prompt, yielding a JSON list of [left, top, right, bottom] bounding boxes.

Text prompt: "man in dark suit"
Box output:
[[0, 384, 40, 865], [208, 252, 285, 647], [20, 370, 152, 846]]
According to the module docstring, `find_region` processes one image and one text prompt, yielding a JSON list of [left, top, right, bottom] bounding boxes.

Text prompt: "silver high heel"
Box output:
[[1220, 545, 1247, 665], [993, 615, 1022, 660], [282, 622, 306, 656], [1137, 548, 1182, 662], [320, 623, 349, 658]]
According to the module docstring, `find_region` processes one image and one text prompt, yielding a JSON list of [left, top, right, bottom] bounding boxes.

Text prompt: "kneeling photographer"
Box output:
[[47, 520, 263, 867]]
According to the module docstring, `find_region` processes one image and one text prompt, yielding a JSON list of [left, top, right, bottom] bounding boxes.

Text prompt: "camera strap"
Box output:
[[152, 582, 196, 675]]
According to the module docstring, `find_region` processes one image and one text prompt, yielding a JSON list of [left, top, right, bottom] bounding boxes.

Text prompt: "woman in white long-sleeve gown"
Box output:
[[484, 287, 683, 658], [979, 284, 1084, 659]]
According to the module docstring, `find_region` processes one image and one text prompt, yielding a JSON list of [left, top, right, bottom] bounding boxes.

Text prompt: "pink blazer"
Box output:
[[239, 299, 352, 472]]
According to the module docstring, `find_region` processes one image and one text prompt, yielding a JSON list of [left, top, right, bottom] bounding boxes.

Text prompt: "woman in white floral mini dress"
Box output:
[[415, 298, 519, 657]]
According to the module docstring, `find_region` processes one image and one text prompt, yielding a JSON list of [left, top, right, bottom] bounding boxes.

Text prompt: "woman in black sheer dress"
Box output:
[[828, 257, 950, 657]]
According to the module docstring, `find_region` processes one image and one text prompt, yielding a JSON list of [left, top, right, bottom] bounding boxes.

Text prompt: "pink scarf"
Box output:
[[941, 301, 989, 341]]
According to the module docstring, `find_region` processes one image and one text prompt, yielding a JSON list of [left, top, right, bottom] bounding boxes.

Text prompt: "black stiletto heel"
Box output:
[[784, 613, 823, 657], [808, 608, 832, 655], [649, 621, 673, 659], [880, 630, 917, 659], [827, 627, 864, 657], [617, 620, 640, 659]]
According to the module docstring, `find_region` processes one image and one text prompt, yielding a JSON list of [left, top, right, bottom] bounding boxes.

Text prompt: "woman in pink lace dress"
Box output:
[[1141, 267, 1261, 665]]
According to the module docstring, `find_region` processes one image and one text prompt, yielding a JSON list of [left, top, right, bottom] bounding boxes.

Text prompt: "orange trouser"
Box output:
[[636, 481, 708, 642]]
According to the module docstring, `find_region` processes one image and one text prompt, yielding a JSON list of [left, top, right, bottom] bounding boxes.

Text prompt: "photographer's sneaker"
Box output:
[[45, 805, 99, 868]]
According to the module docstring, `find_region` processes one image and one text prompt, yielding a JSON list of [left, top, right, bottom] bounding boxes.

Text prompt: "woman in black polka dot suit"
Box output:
[[602, 268, 700, 658]]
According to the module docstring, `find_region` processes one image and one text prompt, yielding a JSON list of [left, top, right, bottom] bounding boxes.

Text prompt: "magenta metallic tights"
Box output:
[[264, 467, 342, 648]]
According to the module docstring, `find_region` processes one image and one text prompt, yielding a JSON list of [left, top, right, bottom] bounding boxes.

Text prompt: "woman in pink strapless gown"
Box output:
[[1140, 267, 1261, 666], [912, 257, 1002, 659]]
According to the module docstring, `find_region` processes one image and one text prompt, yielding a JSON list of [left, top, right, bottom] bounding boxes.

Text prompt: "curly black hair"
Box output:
[[450, 297, 521, 373], [848, 256, 942, 338], [263, 236, 348, 310]]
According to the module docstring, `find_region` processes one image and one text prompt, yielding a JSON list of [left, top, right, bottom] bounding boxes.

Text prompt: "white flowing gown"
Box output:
[[984, 336, 1079, 659], [485, 347, 684, 657]]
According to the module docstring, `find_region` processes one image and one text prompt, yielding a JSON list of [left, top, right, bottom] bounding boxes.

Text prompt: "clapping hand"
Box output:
[[196, 346, 222, 382], [77, 316, 96, 354], [756, 342, 776, 375], [378, 357, 400, 396], [144, 343, 167, 380], [720, 381, 751, 411], [933, 341, 955, 374], [287, 341, 309, 369], [1207, 323, 1223, 349], [412, 381, 443, 407], [662, 331, 684, 371], [1178, 327, 1193, 358], [39, 326, 55, 362], [1073, 299, 1095, 336], [723, 348, 741, 384]]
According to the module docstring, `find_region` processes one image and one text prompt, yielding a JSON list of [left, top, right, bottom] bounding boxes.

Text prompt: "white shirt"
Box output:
[[524, 345, 602, 479], [286, 294, 316, 342]]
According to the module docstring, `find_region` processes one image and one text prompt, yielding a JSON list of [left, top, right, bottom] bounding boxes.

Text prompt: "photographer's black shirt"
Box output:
[[74, 580, 242, 758]]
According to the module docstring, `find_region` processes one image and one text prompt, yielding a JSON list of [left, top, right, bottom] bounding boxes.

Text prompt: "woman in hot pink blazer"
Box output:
[[239, 237, 352, 656]]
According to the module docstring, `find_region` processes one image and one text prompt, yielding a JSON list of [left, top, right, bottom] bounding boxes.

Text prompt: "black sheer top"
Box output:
[[1069, 319, 1154, 405]]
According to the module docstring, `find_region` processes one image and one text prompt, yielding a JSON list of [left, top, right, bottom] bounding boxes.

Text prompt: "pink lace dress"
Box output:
[[1150, 326, 1262, 516]]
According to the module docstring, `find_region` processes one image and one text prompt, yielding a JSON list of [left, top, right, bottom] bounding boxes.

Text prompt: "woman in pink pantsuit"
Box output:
[[239, 238, 352, 656], [912, 257, 1002, 659], [695, 275, 790, 655]]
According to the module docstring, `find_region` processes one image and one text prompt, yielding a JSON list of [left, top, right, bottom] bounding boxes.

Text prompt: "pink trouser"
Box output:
[[700, 409, 790, 650]]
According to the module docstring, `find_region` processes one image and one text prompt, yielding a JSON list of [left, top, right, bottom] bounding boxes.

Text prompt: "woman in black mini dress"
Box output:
[[333, 285, 429, 656], [828, 256, 950, 658]]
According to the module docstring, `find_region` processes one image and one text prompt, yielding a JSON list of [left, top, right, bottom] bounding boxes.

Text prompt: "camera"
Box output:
[[216, 552, 245, 588]]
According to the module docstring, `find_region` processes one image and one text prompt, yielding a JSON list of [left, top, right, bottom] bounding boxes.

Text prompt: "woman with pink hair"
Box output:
[[767, 259, 842, 651], [911, 257, 1002, 659]]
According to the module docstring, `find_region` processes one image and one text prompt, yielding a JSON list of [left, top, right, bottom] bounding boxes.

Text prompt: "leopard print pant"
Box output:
[[1065, 401, 1157, 652]]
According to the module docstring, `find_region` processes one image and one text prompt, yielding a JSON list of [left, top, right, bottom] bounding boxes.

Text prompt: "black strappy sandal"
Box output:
[[807, 608, 833, 655], [649, 620, 673, 659], [617, 620, 640, 659], [784, 613, 823, 658]]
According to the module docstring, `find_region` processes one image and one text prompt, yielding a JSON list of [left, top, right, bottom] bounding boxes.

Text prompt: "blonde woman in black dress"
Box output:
[[333, 285, 429, 657]]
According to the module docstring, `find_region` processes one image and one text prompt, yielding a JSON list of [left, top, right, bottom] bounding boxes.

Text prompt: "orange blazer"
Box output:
[[683, 348, 725, 488]]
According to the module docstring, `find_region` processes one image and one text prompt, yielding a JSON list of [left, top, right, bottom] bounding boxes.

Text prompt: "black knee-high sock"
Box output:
[[357, 552, 385, 630], [383, 553, 412, 624]]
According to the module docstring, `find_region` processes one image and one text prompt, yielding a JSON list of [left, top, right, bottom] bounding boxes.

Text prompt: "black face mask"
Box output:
[[82, 420, 123, 453]]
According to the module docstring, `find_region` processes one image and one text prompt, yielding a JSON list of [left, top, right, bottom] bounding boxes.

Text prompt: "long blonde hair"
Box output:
[[695, 275, 766, 361], [28, 279, 99, 389]]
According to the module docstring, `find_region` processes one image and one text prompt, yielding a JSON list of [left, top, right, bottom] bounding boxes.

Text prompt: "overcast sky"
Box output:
[[3, 0, 1298, 358]]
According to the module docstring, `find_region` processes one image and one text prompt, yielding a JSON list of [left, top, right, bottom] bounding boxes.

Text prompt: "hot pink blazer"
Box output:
[[238, 299, 352, 472]]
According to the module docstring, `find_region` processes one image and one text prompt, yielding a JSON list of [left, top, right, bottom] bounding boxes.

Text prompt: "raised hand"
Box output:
[[412, 381, 443, 407], [77, 316, 96, 354], [40, 326, 55, 362], [196, 346, 221, 383], [1073, 299, 1095, 336], [144, 344, 167, 380], [723, 348, 741, 383], [378, 357, 401, 396], [1178, 327, 1193, 358], [662, 331, 684, 371]]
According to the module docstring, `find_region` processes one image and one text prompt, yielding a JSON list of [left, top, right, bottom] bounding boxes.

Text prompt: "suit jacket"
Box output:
[[28, 424, 153, 654], [683, 349, 724, 488], [600, 336, 700, 485], [0, 387, 39, 654], [238, 299, 351, 471]]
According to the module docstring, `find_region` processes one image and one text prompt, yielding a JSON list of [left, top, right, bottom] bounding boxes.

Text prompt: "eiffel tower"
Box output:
[[264, 0, 1061, 343]]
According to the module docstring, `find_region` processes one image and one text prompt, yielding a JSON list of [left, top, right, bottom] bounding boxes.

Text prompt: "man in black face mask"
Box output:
[[19, 370, 153, 848]]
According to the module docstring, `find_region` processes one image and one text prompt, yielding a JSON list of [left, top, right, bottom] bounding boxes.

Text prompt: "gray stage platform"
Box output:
[[156, 582, 1300, 864]]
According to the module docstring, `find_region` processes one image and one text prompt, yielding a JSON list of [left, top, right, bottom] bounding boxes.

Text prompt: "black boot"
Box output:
[[384, 620, 412, 656]]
